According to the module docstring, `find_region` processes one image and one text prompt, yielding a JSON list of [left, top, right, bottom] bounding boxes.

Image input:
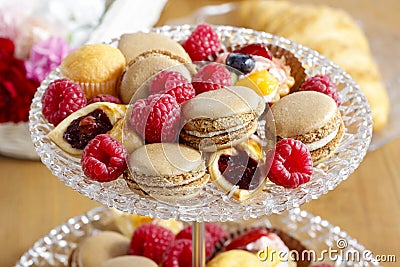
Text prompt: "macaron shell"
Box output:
[[180, 119, 258, 152], [206, 250, 267, 267], [311, 119, 345, 164], [129, 143, 204, 177], [182, 86, 265, 120], [75, 231, 130, 267], [118, 50, 190, 104], [271, 91, 338, 137], [118, 32, 191, 63], [98, 255, 158, 267]]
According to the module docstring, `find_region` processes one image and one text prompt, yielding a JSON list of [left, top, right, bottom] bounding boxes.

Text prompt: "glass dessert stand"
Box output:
[[29, 25, 373, 267], [15, 206, 381, 267]]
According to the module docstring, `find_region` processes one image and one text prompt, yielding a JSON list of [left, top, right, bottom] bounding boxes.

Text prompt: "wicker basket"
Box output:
[[0, 122, 39, 160]]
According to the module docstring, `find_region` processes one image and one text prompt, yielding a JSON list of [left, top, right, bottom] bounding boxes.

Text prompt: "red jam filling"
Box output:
[[63, 109, 112, 149], [218, 148, 263, 190]]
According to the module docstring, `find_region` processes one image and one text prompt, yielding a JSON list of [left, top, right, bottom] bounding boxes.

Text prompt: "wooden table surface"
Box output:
[[1, 1, 400, 266]]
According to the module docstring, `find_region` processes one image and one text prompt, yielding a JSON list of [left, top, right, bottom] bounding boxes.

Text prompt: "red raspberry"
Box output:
[[233, 43, 272, 60], [267, 138, 313, 189], [205, 223, 228, 246], [225, 228, 269, 251], [192, 63, 231, 95], [87, 94, 122, 104], [182, 23, 222, 61], [162, 239, 192, 267], [42, 78, 87, 125], [299, 74, 341, 106], [175, 226, 215, 259], [149, 71, 195, 104], [129, 224, 175, 265], [81, 134, 127, 182], [129, 94, 181, 143]]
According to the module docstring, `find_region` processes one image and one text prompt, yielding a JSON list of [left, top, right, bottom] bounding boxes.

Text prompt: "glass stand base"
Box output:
[[192, 222, 205, 267]]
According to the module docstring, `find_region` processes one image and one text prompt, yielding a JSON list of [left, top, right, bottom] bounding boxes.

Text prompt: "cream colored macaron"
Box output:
[[125, 143, 209, 201], [118, 50, 191, 104], [98, 255, 158, 267], [70, 231, 130, 267], [180, 86, 265, 152], [271, 91, 344, 164], [118, 32, 191, 63]]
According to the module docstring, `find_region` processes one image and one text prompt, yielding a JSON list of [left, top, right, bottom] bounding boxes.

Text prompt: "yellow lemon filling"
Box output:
[[236, 70, 279, 96]]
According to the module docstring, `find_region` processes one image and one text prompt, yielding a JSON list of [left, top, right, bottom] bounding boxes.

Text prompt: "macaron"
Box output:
[[125, 143, 210, 201], [69, 231, 130, 267], [180, 86, 265, 152], [271, 91, 345, 164], [118, 50, 192, 104], [118, 32, 191, 64], [98, 255, 158, 267]]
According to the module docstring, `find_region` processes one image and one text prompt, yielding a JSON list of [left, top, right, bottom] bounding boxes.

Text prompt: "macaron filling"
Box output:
[[184, 120, 253, 138], [305, 126, 339, 151]]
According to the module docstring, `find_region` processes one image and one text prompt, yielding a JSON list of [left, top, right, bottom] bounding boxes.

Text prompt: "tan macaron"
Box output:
[[125, 143, 209, 201], [180, 86, 265, 152], [69, 231, 130, 267], [118, 32, 191, 63], [118, 50, 191, 104], [271, 91, 345, 164], [98, 255, 158, 267]]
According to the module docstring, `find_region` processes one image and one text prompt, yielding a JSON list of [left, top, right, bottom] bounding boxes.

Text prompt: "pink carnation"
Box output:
[[25, 36, 72, 83]]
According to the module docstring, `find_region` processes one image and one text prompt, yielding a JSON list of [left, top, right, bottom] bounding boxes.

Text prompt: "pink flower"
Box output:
[[25, 36, 72, 83]]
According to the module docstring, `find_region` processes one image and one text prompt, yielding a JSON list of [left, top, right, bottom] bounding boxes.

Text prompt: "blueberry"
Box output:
[[226, 53, 255, 74]]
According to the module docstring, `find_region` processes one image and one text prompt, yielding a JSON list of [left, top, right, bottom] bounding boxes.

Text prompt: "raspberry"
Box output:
[[149, 71, 195, 104], [225, 228, 269, 251], [162, 239, 192, 267], [175, 226, 215, 259], [87, 94, 122, 104], [42, 78, 86, 125], [129, 94, 181, 143], [233, 43, 273, 60], [182, 23, 222, 61], [129, 224, 175, 264], [299, 74, 341, 106], [205, 223, 228, 246], [192, 63, 232, 95], [267, 138, 313, 188], [81, 134, 127, 182]]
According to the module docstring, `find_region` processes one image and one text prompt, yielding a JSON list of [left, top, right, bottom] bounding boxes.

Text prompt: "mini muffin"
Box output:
[[125, 143, 210, 201], [61, 44, 126, 98], [118, 32, 191, 64], [180, 86, 265, 152], [271, 91, 345, 164], [69, 231, 130, 267]]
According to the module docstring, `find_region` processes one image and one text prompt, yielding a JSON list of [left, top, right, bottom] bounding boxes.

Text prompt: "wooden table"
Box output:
[[1, 1, 400, 266]]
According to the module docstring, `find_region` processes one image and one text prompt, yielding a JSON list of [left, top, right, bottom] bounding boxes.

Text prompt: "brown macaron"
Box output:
[[118, 50, 192, 104], [180, 86, 265, 152], [271, 91, 345, 164], [118, 32, 191, 64], [126, 143, 209, 201], [69, 231, 130, 267]]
